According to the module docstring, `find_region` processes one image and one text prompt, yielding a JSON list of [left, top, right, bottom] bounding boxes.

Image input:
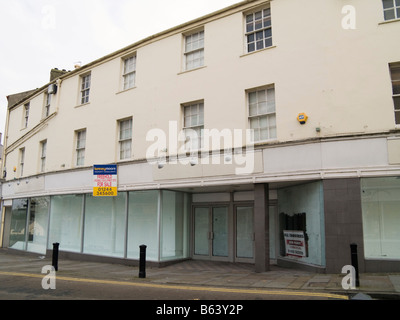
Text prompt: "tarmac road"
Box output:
[[0, 270, 338, 300]]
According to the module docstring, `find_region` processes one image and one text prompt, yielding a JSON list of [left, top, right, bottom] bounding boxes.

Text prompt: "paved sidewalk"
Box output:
[[0, 249, 399, 300]]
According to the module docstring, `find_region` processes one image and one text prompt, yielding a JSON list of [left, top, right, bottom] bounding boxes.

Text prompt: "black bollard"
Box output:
[[350, 243, 360, 287], [139, 245, 147, 278], [52, 242, 59, 272]]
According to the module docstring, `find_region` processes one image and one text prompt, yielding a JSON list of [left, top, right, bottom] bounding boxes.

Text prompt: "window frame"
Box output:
[[389, 63, 400, 125], [80, 73, 91, 105], [118, 118, 133, 160], [43, 93, 51, 118], [75, 129, 86, 166], [122, 55, 137, 91], [19, 147, 25, 177], [40, 140, 47, 173], [244, 6, 273, 54], [182, 101, 204, 151], [23, 103, 30, 128], [183, 29, 205, 71], [382, 0, 400, 21], [247, 85, 277, 142]]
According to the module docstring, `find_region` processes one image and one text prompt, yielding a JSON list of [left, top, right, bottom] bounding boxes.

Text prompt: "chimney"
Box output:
[[50, 68, 69, 81]]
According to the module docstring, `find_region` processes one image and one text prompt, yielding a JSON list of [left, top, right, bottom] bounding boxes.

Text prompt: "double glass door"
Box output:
[[194, 206, 228, 259], [193, 205, 254, 261]]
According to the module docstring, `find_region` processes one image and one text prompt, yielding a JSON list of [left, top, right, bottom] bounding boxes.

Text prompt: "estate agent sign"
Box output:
[[93, 165, 118, 197]]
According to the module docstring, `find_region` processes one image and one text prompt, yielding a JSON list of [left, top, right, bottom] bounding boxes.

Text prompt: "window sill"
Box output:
[[378, 18, 400, 25], [178, 66, 207, 75], [116, 86, 137, 95], [240, 45, 276, 58], [75, 102, 90, 109]]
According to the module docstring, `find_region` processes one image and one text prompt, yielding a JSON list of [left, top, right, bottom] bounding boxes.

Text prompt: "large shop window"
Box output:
[[9, 197, 50, 254], [160, 191, 190, 261], [84, 193, 126, 257], [277, 181, 325, 266], [48, 195, 84, 253], [127, 190, 159, 261], [361, 177, 400, 260]]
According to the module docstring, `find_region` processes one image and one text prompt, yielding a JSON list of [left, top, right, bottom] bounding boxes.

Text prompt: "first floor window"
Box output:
[[390, 63, 400, 124], [40, 140, 47, 172], [119, 118, 132, 160], [248, 86, 276, 141], [382, 0, 400, 21], [19, 148, 25, 176], [76, 130, 86, 166], [183, 102, 204, 150]]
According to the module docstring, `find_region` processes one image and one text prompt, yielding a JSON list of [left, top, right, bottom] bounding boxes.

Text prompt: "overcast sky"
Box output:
[[0, 0, 240, 144]]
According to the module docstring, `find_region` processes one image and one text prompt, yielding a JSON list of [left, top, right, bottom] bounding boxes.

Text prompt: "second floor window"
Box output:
[[44, 93, 51, 118], [390, 63, 400, 124], [245, 8, 272, 53], [119, 118, 133, 160], [184, 30, 204, 71], [248, 86, 276, 142], [76, 130, 86, 166], [183, 102, 204, 150], [80, 74, 91, 104], [23, 103, 30, 128], [123, 56, 136, 90], [383, 0, 400, 21]]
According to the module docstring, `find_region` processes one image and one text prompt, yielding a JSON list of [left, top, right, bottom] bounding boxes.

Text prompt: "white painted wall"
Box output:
[[2, 0, 400, 187]]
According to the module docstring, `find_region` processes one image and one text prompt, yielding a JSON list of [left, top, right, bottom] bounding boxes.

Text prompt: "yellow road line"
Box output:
[[0, 270, 349, 300]]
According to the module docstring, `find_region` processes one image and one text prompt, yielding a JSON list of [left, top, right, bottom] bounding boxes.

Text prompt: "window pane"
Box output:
[[49, 195, 84, 252], [260, 127, 269, 140], [383, 0, 394, 9], [248, 43, 255, 52], [27, 197, 50, 254], [390, 66, 400, 81], [250, 117, 259, 129], [394, 96, 400, 110], [127, 191, 159, 261], [9, 199, 28, 250], [396, 0, 400, 6], [393, 80, 400, 95], [161, 191, 189, 260], [361, 177, 400, 259], [84, 193, 126, 257], [395, 110, 400, 124], [246, 14, 253, 23], [249, 104, 257, 116], [384, 8, 396, 20], [236, 207, 254, 258]]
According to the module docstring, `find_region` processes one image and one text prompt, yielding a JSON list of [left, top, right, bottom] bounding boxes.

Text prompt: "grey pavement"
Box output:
[[0, 248, 399, 300]]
